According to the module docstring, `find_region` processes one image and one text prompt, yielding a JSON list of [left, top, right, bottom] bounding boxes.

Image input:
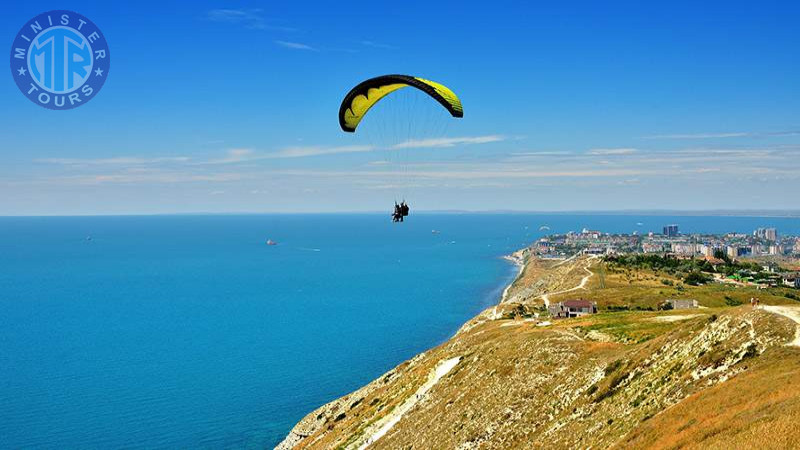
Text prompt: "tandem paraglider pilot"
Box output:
[[392, 201, 410, 223]]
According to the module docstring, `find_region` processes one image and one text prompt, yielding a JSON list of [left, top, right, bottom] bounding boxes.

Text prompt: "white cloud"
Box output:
[[203, 148, 256, 164], [587, 148, 638, 155], [360, 40, 394, 49], [65, 171, 246, 185], [275, 40, 316, 51], [269, 145, 373, 158], [644, 130, 800, 139], [643, 132, 749, 140], [206, 9, 294, 31], [201, 145, 375, 164], [392, 135, 505, 149], [510, 151, 572, 157], [36, 156, 190, 165]]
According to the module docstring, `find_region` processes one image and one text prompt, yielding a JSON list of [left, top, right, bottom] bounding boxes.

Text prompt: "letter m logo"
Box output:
[[14, 48, 25, 59]]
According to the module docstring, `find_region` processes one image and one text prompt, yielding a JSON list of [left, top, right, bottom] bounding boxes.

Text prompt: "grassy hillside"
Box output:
[[277, 256, 800, 450], [548, 260, 798, 310]]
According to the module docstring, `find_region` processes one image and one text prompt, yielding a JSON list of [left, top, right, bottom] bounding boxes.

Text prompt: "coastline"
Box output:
[[500, 248, 528, 303], [274, 243, 800, 449], [276, 245, 533, 449]]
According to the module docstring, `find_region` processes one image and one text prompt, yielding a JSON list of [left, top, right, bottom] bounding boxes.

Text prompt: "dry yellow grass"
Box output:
[[617, 346, 800, 450]]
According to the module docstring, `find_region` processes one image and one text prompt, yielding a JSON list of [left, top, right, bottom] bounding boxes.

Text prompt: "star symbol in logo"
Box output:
[[94, 68, 104, 77], [17, 67, 26, 76]]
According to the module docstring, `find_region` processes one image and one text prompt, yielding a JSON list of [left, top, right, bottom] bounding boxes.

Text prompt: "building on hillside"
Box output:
[[782, 274, 800, 288], [671, 243, 698, 255], [581, 228, 602, 239], [548, 299, 598, 319], [704, 256, 726, 268], [663, 224, 679, 237], [582, 247, 606, 255], [769, 245, 783, 255], [700, 244, 718, 257], [535, 239, 552, 253], [667, 298, 699, 309], [642, 242, 665, 253]]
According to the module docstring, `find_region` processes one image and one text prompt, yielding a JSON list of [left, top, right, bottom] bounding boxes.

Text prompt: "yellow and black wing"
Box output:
[[338, 75, 463, 132]]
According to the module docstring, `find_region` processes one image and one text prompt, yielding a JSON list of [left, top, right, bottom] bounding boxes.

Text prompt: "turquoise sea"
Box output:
[[1, 214, 798, 449]]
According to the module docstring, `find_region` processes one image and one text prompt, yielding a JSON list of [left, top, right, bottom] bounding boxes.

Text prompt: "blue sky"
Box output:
[[1, 0, 799, 215]]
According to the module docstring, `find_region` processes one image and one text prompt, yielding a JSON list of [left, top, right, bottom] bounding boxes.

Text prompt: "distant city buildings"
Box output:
[[754, 227, 778, 242], [700, 245, 719, 257], [530, 226, 797, 260], [663, 224, 679, 237]]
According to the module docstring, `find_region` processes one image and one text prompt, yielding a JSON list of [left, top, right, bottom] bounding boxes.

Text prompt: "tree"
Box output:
[[685, 271, 710, 286]]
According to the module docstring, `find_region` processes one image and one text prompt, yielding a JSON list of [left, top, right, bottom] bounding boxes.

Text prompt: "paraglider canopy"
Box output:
[[338, 74, 463, 133]]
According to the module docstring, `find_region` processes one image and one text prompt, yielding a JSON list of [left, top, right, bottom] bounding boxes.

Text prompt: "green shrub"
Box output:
[[724, 296, 742, 306]]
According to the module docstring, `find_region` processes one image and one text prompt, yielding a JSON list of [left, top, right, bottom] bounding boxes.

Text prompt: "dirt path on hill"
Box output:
[[762, 305, 800, 347], [540, 256, 598, 307]]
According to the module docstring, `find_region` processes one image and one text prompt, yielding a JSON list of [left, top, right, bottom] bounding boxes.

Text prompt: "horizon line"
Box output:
[[1, 209, 800, 218]]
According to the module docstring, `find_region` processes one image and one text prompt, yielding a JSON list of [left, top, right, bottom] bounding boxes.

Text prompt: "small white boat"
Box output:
[[431, 229, 441, 234], [266, 239, 278, 246]]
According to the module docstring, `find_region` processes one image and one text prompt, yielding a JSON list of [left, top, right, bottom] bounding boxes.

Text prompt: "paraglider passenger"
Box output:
[[400, 201, 409, 217], [392, 203, 402, 222]]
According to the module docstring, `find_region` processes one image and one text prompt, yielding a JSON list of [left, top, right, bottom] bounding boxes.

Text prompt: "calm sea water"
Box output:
[[1, 213, 798, 449]]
